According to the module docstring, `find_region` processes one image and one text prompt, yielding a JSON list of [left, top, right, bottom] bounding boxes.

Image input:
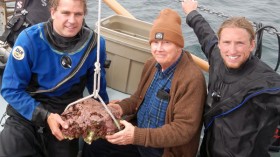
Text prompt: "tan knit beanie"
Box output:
[[149, 8, 184, 48]]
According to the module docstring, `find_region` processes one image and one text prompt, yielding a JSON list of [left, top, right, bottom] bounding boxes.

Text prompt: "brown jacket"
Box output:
[[118, 51, 207, 157]]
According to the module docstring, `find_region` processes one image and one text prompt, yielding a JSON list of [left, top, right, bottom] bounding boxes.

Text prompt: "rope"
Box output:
[[254, 24, 280, 71], [93, 0, 102, 99], [64, 0, 121, 131], [175, 0, 280, 36]]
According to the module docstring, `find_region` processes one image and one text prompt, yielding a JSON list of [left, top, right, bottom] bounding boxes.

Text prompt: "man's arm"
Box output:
[[1, 30, 68, 141], [1, 31, 42, 121], [182, 0, 218, 60]]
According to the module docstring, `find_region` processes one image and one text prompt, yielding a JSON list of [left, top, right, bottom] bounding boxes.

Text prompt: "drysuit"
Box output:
[[0, 20, 109, 157], [186, 10, 280, 157]]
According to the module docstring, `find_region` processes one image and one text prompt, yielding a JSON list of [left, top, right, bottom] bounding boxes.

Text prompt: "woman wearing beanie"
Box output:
[[82, 8, 206, 157]]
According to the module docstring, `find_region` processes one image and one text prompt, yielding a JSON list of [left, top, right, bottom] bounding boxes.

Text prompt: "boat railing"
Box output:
[[0, 0, 15, 30]]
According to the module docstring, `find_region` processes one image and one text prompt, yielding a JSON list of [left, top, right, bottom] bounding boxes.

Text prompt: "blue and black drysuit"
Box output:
[[0, 20, 109, 157], [186, 10, 280, 157]]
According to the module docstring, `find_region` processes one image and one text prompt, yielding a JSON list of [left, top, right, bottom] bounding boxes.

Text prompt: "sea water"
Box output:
[[86, 0, 280, 73]]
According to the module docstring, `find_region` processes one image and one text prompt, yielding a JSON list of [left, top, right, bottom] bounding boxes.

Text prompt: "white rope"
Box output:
[[65, 0, 102, 109], [97, 95, 121, 130], [93, 0, 102, 99], [64, 0, 121, 130]]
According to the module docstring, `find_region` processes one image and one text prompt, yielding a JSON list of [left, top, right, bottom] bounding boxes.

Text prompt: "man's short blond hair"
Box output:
[[217, 17, 255, 41]]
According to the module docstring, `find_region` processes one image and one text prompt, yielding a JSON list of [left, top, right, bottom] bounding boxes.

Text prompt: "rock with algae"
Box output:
[[61, 98, 121, 144]]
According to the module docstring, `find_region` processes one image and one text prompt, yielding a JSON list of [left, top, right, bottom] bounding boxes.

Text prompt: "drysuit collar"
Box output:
[[221, 54, 258, 83], [44, 19, 91, 53]]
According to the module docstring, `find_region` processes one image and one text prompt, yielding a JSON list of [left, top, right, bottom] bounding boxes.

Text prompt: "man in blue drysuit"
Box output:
[[0, 0, 109, 156]]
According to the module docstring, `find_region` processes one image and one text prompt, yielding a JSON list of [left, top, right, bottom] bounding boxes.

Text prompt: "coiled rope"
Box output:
[[255, 23, 280, 71]]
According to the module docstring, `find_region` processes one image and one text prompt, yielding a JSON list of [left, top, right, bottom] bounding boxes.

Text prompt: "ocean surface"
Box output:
[[0, 2, 280, 154], [86, 0, 280, 74]]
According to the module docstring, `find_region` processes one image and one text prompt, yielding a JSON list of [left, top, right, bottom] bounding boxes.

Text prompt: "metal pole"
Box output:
[[102, 0, 135, 19]]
